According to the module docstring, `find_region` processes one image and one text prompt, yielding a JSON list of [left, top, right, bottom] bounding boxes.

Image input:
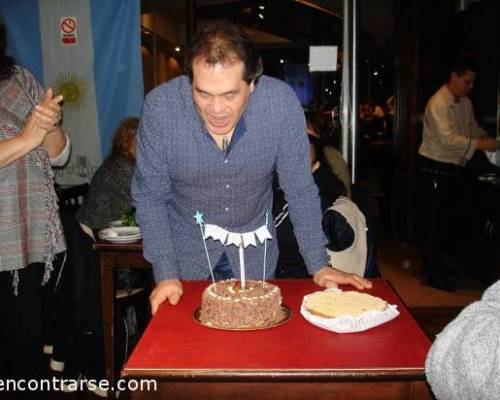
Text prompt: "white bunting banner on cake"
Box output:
[[241, 232, 256, 247], [204, 224, 271, 248], [202, 222, 272, 289], [203, 224, 228, 244], [226, 232, 242, 248], [255, 225, 273, 243]]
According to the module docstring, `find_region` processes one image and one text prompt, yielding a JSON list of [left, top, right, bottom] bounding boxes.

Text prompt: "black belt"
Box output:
[[418, 156, 463, 179]]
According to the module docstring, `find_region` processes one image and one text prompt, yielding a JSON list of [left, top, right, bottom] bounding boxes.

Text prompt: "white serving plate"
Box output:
[[98, 227, 141, 243]]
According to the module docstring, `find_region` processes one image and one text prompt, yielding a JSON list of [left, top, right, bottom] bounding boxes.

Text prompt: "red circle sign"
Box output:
[[61, 18, 76, 34]]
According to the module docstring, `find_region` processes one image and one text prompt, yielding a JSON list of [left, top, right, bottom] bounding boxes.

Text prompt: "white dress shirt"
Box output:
[[419, 85, 486, 166]]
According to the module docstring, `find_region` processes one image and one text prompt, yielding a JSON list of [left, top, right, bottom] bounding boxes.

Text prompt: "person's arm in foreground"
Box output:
[[425, 280, 500, 400]]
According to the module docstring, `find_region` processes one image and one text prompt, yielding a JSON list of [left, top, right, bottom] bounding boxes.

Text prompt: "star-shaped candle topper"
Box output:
[[193, 210, 204, 226], [194, 210, 215, 285]]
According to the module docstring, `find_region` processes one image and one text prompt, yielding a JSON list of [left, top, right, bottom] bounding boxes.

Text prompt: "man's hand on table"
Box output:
[[150, 279, 183, 315], [313, 266, 372, 290]]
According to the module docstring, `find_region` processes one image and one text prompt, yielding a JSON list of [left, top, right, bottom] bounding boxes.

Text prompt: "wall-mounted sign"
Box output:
[[60, 17, 77, 46], [309, 46, 338, 72]]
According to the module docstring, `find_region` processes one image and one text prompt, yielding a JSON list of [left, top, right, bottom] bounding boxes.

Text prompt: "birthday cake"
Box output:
[[199, 279, 285, 329]]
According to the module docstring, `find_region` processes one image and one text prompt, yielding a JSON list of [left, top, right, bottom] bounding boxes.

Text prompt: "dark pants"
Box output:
[[419, 157, 464, 284], [0, 263, 47, 398]]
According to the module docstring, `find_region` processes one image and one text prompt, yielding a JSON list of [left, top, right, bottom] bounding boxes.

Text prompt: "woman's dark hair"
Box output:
[[110, 117, 139, 163], [0, 23, 16, 81], [184, 20, 263, 84]]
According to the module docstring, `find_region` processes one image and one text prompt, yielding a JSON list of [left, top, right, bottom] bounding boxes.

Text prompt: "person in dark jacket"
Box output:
[[273, 134, 341, 277], [274, 134, 378, 279]]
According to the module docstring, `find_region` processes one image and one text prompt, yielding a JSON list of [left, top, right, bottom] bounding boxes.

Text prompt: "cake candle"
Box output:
[[262, 209, 269, 287], [239, 241, 246, 289]]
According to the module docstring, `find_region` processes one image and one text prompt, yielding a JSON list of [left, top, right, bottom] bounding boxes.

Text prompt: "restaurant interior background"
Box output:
[[140, 0, 499, 246], [0, 3, 498, 398]]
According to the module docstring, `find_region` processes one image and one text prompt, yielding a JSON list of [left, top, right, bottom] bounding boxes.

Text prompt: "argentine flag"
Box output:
[[0, 0, 143, 185]]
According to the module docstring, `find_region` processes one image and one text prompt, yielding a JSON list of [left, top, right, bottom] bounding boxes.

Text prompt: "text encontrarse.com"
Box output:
[[0, 378, 158, 392]]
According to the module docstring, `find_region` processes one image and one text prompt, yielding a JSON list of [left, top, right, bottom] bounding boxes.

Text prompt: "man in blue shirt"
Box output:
[[132, 20, 371, 314]]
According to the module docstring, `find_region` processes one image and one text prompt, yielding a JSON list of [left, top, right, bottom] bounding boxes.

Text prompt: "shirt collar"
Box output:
[[228, 117, 247, 153], [199, 114, 248, 155], [442, 84, 460, 106]]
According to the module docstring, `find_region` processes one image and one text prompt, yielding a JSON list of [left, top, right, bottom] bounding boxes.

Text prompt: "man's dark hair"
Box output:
[[450, 58, 478, 77], [0, 23, 16, 81], [184, 20, 263, 84]]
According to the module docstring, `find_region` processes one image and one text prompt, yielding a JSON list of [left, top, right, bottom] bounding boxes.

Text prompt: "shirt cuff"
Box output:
[[463, 138, 477, 161], [49, 135, 70, 166]]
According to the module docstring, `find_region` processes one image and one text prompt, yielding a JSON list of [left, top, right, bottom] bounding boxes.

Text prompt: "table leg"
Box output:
[[100, 252, 116, 388]]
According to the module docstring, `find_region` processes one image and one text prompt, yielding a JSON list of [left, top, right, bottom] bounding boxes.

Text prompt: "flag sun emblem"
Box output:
[[54, 72, 88, 112]]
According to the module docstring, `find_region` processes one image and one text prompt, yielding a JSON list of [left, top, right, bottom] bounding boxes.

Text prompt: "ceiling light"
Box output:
[[258, 13, 264, 20], [258, 5, 265, 10], [174, 46, 181, 52]]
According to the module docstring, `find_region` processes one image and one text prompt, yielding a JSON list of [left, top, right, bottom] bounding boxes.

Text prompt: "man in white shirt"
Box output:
[[418, 59, 496, 291]]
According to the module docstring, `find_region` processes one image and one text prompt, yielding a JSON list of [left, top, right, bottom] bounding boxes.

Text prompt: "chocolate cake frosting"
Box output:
[[200, 279, 285, 329]]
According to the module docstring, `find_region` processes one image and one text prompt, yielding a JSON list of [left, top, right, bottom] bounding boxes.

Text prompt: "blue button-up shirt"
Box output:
[[132, 75, 328, 282]]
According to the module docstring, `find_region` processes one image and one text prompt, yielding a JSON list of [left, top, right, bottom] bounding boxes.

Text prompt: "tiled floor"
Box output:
[[360, 166, 486, 310], [378, 238, 482, 308], [376, 237, 485, 340]]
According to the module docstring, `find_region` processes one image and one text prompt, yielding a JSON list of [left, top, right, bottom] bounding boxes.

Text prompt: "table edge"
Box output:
[[121, 367, 426, 382]]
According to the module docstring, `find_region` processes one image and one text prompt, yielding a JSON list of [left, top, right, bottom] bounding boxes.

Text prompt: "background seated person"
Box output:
[[77, 117, 150, 289], [273, 135, 378, 279], [77, 117, 139, 231], [306, 111, 351, 198]]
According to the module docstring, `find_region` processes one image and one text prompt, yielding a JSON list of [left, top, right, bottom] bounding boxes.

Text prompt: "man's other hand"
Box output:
[[313, 266, 372, 290]]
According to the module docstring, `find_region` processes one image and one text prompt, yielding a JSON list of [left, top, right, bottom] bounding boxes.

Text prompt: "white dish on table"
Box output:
[[300, 288, 400, 333], [98, 227, 141, 244]]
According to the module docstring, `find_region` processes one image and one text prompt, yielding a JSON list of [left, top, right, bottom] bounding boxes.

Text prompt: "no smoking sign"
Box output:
[[60, 17, 77, 46]]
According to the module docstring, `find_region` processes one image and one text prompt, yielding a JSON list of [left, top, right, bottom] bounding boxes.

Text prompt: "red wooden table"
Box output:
[[122, 279, 432, 399]]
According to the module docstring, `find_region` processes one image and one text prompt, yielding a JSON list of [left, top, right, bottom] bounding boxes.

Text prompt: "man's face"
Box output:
[[192, 58, 253, 137], [450, 70, 476, 98]]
